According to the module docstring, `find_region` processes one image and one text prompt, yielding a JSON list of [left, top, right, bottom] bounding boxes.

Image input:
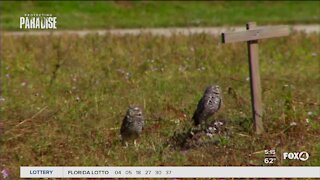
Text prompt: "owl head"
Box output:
[[205, 85, 221, 94], [127, 106, 143, 118]]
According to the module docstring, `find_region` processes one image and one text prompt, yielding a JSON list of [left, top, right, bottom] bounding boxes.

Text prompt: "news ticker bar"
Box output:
[[21, 166, 320, 178]]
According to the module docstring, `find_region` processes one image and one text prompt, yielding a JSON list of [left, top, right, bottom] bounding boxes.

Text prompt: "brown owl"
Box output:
[[120, 106, 144, 146], [192, 85, 222, 127]]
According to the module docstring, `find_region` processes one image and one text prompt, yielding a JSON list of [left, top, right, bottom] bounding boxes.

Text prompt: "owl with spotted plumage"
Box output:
[[120, 106, 144, 145], [192, 85, 222, 127]]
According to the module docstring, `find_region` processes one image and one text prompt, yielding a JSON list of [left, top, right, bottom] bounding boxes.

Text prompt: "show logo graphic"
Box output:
[[20, 13, 57, 29], [283, 151, 310, 161], [264, 149, 310, 164]]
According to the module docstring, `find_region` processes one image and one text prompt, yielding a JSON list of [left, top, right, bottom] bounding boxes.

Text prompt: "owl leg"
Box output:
[[200, 121, 207, 131], [121, 139, 129, 148], [125, 141, 129, 148], [134, 139, 141, 150]]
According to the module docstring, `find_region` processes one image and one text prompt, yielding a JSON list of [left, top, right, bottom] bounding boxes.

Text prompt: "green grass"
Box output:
[[1, 32, 319, 178], [1, 1, 320, 30]]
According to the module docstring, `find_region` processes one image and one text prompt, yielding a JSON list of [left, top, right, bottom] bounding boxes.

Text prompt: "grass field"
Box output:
[[1, 31, 319, 178], [1, 1, 320, 30]]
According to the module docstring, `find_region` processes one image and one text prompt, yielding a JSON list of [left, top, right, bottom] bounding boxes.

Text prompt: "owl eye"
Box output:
[[137, 112, 142, 116]]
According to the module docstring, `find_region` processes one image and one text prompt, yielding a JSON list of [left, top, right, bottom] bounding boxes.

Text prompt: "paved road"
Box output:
[[2, 24, 319, 36]]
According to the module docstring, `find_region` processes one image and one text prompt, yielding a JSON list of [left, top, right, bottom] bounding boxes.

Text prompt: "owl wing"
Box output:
[[192, 96, 206, 125], [217, 96, 222, 111], [120, 116, 129, 135], [141, 117, 145, 130]]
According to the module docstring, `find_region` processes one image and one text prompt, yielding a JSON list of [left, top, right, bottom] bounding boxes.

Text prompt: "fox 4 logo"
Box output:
[[283, 151, 309, 161]]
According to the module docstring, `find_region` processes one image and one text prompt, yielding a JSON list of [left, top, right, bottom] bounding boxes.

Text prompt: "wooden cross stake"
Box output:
[[221, 22, 289, 134]]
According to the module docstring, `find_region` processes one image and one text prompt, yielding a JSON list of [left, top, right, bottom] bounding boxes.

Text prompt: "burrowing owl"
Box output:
[[120, 106, 144, 145], [192, 85, 222, 126]]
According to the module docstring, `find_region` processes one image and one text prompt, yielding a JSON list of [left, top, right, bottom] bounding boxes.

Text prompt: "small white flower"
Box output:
[[214, 121, 223, 126], [283, 84, 289, 87], [197, 66, 206, 71], [290, 122, 297, 126], [0, 97, 5, 102], [206, 133, 213, 138], [190, 131, 194, 136], [207, 126, 217, 133], [178, 66, 186, 72], [76, 96, 80, 101], [125, 72, 130, 79], [151, 67, 158, 72], [307, 112, 313, 116], [246, 77, 250, 81], [21, 82, 27, 87], [1, 168, 9, 179], [305, 118, 310, 124], [5, 74, 10, 78]]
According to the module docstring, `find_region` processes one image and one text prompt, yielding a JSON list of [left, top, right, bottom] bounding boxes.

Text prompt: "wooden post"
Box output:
[[246, 22, 264, 134], [221, 22, 289, 134]]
